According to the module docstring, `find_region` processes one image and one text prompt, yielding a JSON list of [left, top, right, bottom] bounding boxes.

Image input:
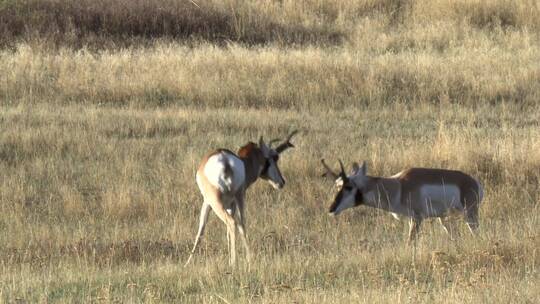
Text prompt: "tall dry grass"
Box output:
[[2, 37, 539, 108], [2, 1, 539, 107], [2, 0, 540, 49], [0, 103, 539, 302], [0, 0, 539, 302], [0, 0, 345, 48]]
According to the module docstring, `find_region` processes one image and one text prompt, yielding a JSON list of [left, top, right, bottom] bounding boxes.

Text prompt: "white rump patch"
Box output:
[[203, 152, 245, 193]]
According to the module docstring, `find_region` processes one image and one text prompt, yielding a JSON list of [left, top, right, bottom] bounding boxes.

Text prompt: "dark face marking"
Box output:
[[328, 180, 364, 213], [354, 187, 364, 206], [259, 151, 285, 189], [261, 153, 280, 175], [328, 189, 345, 213], [260, 159, 270, 176]]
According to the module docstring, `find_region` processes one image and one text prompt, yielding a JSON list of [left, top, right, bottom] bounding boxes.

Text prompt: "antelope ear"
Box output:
[[258, 136, 270, 156], [360, 161, 367, 176]]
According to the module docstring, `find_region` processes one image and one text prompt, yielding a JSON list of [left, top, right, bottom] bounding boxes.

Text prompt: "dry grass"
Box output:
[[1, 0, 540, 302], [0, 104, 539, 303], [2, 0, 540, 49], [0, 0, 346, 49], [2, 36, 539, 108]]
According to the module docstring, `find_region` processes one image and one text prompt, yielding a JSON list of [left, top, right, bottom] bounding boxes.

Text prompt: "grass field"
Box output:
[[1, 0, 539, 302]]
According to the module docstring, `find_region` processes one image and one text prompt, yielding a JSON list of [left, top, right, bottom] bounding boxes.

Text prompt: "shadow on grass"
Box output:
[[0, 0, 345, 50]]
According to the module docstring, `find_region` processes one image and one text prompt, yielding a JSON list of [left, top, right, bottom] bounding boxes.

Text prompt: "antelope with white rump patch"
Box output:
[[321, 159, 483, 243], [184, 131, 298, 267]]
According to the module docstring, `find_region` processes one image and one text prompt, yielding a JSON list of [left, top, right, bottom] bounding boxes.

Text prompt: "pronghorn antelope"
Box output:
[[184, 131, 298, 266], [321, 159, 483, 243]]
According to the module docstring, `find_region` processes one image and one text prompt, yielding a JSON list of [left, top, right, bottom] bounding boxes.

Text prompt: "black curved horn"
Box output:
[[321, 158, 338, 179], [338, 159, 348, 180], [276, 130, 298, 153]]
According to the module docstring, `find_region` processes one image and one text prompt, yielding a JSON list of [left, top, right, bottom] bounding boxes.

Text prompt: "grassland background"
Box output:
[[0, 0, 539, 302]]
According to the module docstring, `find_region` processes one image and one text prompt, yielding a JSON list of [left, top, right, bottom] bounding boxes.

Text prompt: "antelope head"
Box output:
[[322, 159, 367, 215], [259, 130, 298, 189]]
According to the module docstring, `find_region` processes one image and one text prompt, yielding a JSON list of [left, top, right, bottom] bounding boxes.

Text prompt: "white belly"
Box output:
[[419, 184, 463, 217], [203, 152, 245, 194]]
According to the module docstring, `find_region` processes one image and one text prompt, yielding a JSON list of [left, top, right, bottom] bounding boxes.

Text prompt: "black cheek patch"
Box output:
[[354, 190, 363, 206], [329, 191, 344, 213], [260, 160, 270, 177]]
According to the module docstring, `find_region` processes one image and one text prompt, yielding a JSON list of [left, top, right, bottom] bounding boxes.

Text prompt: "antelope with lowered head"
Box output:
[[184, 131, 298, 267], [321, 159, 483, 243]]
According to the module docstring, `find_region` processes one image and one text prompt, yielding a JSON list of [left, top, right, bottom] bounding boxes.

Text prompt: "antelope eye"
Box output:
[[273, 155, 279, 161]]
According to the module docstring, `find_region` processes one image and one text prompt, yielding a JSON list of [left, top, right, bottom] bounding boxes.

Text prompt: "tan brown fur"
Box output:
[[185, 135, 294, 267], [237, 143, 266, 187], [186, 146, 262, 267], [327, 163, 483, 243], [397, 168, 481, 211]]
